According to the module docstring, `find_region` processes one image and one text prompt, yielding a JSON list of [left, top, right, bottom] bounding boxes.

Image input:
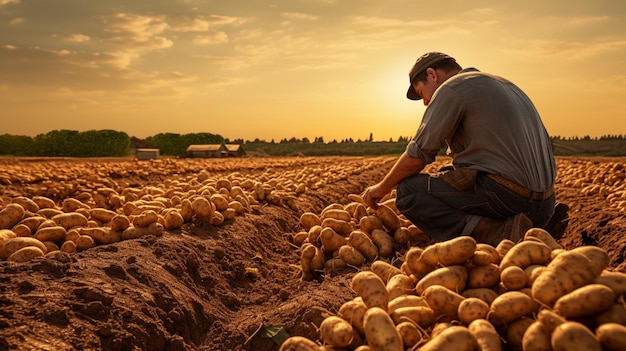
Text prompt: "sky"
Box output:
[[1, 0, 625, 142]]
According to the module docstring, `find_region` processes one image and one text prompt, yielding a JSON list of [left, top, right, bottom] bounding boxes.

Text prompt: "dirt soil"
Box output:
[[1, 156, 625, 351]]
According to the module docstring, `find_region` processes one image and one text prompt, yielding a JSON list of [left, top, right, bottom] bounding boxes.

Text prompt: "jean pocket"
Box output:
[[438, 168, 478, 192]]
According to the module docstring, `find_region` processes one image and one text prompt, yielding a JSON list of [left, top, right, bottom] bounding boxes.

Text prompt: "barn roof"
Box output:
[[186, 144, 226, 152]]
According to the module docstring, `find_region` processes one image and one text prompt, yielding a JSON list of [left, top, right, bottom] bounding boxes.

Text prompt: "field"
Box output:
[[0, 156, 625, 351]]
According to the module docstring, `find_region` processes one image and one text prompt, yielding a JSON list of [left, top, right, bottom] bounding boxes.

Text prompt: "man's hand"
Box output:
[[362, 183, 387, 210]]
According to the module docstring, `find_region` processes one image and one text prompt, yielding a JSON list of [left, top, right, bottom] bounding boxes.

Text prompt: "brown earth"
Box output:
[[0, 156, 625, 351]]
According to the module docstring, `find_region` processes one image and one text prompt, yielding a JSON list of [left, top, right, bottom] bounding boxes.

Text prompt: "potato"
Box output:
[[500, 266, 528, 291], [419, 325, 479, 351], [462, 288, 499, 305], [32, 196, 56, 210], [359, 215, 384, 234], [13, 196, 39, 213], [324, 257, 347, 272], [110, 214, 131, 231], [536, 309, 566, 334], [0, 203, 26, 230], [12, 224, 31, 237], [390, 305, 435, 328], [17, 216, 46, 233], [551, 321, 601, 351], [458, 297, 489, 325], [0, 229, 17, 248], [1, 237, 47, 259], [60, 240, 77, 253], [415, 265, 468, 295], [131, 210, 159, 228], [524, 228, 562, 250], [338, 245, 365, 266], [488, 291, 539, 326], [420, 236, 477, 266], [499, 240, 551, 270], [209, 194, 229, 212], [321, 209, 352, 223], [300, 243, 325, 281], [495, 239, 515, 260], [75, 235, 96, 251], [524, 265, 546, 287], [472, 243, 500, 266], [320, 227, 346, 253], [362, 307, 403, 351], [594, 271, 626, 296], [322, 218, 352, 236], [396, 321, 422, 348], [33, 226, 67, 242], [347, 230, 378, 261], [522, 320, 552, 351], [422, 285, 465, 319], [180, 199, 194, 222], [7, 246, 45, 262], [210, 211, 225, 226], [371, 260, 404, 284], [375, 204, 401, 232], [163, 209, 184, 230], [386, 273, 415, 301], [351, 271, 389, 310], [393, 227, 411, 245], [191, 196, 214, 219], [468, 319, 501, 351], [42, 240, 58, 253], [338, 298, 367, 335], [468, 263, 500, 289], [532, 247, 609, 306], [221, 207, 237, 221], [506, 317, 534, 351], [122, 222, 164, 240], [554, 283, 614, 318], [89, 208, 117, 223], [407, 224, 430, 243], [61, 198, 89, 212], [320, 316, 361, 348], [405, 247, 436, 278], [596, 323, 626, 351], [366, 229, 391, 258], [79, 227, 122, 245], [278, 336, 320, 351], [388, 295, 428, 314]]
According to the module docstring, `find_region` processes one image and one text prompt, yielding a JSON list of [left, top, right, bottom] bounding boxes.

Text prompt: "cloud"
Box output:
[[65, 34, 90, 43], [192, 32, 228, 45], [281, 12, 318, 21], [101, 13, 173, 51], [0, 0, 19, 6], [9, 17, 23, 24]]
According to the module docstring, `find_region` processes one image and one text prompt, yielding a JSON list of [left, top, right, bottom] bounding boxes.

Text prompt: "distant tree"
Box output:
[[369, 132, 373, 142]]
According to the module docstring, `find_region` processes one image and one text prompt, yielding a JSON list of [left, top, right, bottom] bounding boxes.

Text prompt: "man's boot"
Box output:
[[471, 213, 533, 247], [543, 202, 569, 239]]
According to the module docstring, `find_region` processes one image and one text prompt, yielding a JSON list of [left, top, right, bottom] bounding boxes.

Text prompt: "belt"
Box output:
[[487, 174, 554, 201]]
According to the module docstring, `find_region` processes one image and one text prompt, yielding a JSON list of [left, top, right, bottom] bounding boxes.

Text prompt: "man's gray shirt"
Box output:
[[407, 68, 556, 192]]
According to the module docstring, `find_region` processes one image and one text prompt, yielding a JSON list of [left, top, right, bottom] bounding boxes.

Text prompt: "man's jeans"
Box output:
[[395, 171, 555, 242]]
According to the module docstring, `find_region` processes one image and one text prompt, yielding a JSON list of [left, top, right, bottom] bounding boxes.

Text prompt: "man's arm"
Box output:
[[362, 151, 426, 209]]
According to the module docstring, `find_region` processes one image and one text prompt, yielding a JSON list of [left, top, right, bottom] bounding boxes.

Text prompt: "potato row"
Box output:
[[281, 230, 626, 351], [295, 192, 433, 281], [557, 159, 626, 212], [0, 157, 390, 262]]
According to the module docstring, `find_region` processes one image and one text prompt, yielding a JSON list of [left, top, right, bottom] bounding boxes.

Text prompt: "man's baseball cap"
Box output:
[[406, 52, 455, 100]]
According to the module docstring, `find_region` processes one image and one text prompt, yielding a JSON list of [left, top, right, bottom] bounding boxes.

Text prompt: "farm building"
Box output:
[[225, 144, 246, 157], [186, 144, 228, 158], [135, 148, 160, 160]]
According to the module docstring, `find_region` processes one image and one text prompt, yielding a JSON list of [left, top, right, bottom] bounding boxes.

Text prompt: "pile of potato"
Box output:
[[282, 228, 626, 350], [557, 159, 626, 212], [294, 192, 432, 281], [0, 156, 395, 263]]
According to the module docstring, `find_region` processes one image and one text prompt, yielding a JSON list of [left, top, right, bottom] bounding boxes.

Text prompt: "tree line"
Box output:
[[1, 130, 625, 158]]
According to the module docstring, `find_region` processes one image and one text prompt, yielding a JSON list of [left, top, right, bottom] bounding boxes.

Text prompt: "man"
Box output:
[[362, 52, 567, 246]]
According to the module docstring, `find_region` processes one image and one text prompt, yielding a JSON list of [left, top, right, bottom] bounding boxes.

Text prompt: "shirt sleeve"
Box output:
[[406, 84, 465, 164]]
